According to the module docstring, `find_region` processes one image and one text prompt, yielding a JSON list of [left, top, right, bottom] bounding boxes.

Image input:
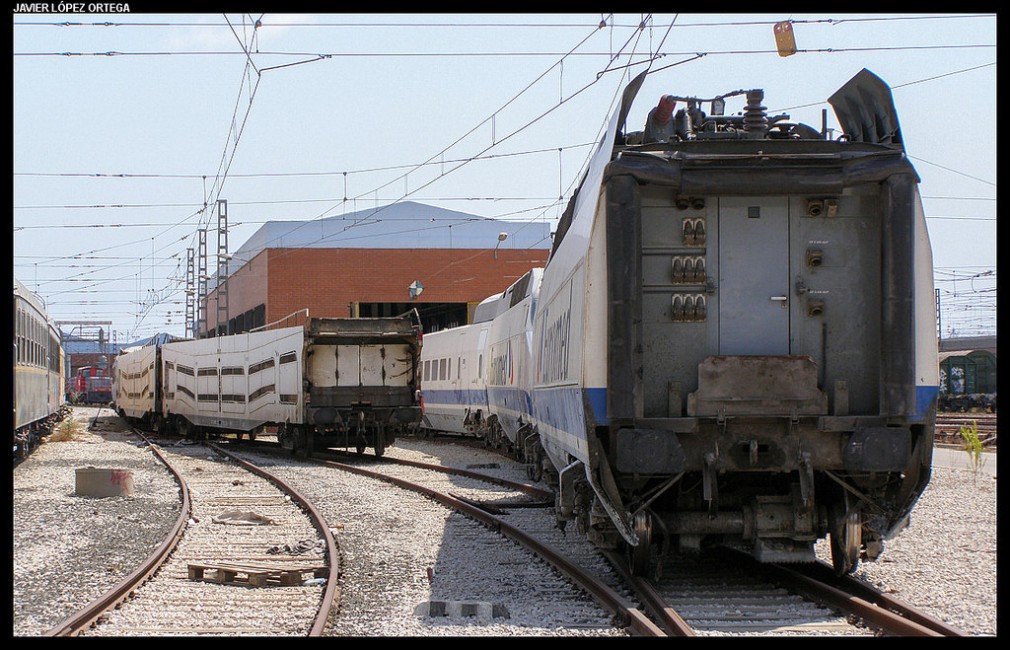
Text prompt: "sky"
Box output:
[[12, 11, 997, 344]]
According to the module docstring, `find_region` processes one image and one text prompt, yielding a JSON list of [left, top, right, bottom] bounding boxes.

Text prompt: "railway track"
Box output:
[[634, 547, 965, 636], [232, 438, 967, 637], [765, 559, 966, 636], [27, 421, 972, 637], [44, 430, 338, 637], [228, 440, 642, 635], [935, 412, 997, 448]]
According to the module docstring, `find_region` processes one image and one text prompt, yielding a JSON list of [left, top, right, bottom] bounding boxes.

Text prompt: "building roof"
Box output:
[[120, 332, 188, 350], [62, 341, 116, 356], [62, 332, 186, 356], [230, 201, 552, 270], [939, 349, 996, 363], [939, 335, 997, 355]]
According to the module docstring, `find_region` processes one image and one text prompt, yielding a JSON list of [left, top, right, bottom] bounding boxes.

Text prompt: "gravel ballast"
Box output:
[[13, 410, 182, 636], [13, 409, 997, 636]]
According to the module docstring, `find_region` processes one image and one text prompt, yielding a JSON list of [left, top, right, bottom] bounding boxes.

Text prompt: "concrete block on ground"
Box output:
[[75, 467, 135, 497]]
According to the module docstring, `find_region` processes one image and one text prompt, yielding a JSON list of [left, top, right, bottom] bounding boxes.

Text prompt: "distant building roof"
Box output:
[[939, 336, 997, 355], [62, 332, 186, 356], [229, 201, 552, 271], [62, 340, 117, 355], [939, 349, 996, 363], [120, 332, 188, 350]]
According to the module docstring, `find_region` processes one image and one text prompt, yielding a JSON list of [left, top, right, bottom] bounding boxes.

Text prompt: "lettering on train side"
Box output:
[[539, 306, 571, 384], [490, 341, 512, 387]]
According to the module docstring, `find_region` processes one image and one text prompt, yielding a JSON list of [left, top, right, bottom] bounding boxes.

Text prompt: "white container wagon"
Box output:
[[114, 311, 422, 457]]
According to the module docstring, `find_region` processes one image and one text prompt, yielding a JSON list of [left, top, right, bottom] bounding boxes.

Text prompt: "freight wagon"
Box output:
[[115, 311, 423, 456]]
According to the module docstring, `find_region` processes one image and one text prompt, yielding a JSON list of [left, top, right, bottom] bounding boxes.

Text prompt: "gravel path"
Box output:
[[12, 408, 997, 636]]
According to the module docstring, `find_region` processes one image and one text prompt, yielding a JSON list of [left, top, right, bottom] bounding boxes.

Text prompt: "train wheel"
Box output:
[[526, 445, 543, 482], [289, 426, 307, 456], [630, 511, 653, 576], [278, 424, 294, 451], [374, 428, 386, 458], [830, 505, 861, 576], [354, 412, 368, 454], [298, 427, 315, 458]]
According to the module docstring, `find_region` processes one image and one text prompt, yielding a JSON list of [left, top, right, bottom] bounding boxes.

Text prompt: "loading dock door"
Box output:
[[718, 197, 790, 355]]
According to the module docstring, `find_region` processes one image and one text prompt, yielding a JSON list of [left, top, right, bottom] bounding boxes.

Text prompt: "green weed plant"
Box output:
[[48, 416, 84, 443], [958, 420, 987, 483]]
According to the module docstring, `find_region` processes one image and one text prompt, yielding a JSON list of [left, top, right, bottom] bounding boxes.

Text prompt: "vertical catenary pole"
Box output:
[[935, 288, 941, 341], [216, 200, 229, 336], [197, 228, 208, 338], [186, 248, 195, 339]]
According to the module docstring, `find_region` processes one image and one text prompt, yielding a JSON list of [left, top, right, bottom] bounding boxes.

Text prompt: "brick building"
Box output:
[[198, 201, 552, 337]]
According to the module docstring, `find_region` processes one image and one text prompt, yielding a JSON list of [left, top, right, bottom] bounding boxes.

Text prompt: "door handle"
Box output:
[[770, 296, 788, 301]]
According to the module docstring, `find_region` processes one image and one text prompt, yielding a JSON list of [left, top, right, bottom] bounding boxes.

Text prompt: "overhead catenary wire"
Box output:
[[13, 142, 598, 181], [13, 14, 995, 29], [102, 13, 653, 333], [14, 14, 996, 339], [13, 43, 997, 58], [19, 57, 997, 257], [240, 15, 643, 272], [188, 14, 666, 311], [14, 211, 999, 231]]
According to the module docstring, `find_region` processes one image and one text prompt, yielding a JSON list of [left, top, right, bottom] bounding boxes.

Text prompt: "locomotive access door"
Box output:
[[718, 196, 790, 355]]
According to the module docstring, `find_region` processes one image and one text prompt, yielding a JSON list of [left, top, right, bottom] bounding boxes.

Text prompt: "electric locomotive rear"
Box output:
[[535, 69, 938, 575]]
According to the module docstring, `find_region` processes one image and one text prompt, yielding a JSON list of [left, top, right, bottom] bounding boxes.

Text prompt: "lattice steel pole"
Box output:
[[197, 228, 208, 337], [186, 247, 195, 338], [935, 288, 941, 341], [216, 199, 230, 336]]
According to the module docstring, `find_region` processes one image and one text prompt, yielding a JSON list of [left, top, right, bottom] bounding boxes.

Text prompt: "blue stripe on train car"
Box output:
[[486, 385, 533, 415], [420, 388, 488, 409], [585, 387, 607, 424], [531, 385, 609, 432], [916, 385, 940, 419]]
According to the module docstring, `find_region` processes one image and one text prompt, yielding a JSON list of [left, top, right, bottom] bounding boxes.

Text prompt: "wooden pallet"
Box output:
[[187, 561, 327, 587]]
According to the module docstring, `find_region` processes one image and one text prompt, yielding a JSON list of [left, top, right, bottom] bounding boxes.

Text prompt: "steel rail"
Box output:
[[760, 561, 965, 636], [42, 431, 192, 637], [796, 559, 967, 636], [209, 443, 340, 636], [318, 456, 665, 637], [602, 550, 696, 636], [313, 444, 555, 500]]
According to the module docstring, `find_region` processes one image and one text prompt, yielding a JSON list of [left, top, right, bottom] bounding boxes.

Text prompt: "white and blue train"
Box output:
[[419, 268, 544, 465], [419, 68, 939, 576]]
